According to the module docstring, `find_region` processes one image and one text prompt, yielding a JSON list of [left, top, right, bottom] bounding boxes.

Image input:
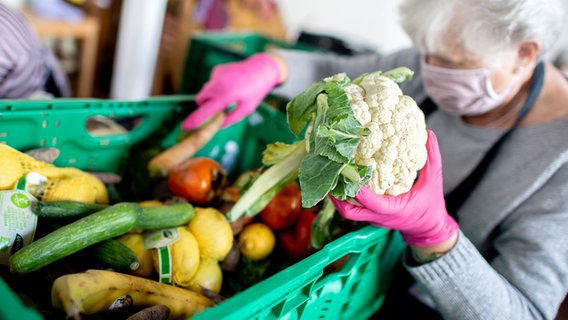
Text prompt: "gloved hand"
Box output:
[[181, 53, 282, 131], [330, 130, 459, 247]]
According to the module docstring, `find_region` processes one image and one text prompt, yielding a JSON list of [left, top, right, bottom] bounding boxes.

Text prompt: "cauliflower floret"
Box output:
[[348, 73, 427, 196], [354, 121, 382, 165], [344, 83, 371, 125]]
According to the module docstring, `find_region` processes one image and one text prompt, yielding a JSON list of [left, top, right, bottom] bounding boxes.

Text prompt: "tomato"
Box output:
[[167, 157, 227, 205], [259, 181, 302, 231], [278, 210, 317, 259]]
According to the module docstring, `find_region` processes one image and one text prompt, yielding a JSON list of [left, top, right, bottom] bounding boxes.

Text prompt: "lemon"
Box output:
[[138, 200, 164, 207], [188, 258, 223, 293], [189, 207, 233, 261], [152, 227, 201, 287], [116, 232, 155, 279], [238, 223, 275, 260]]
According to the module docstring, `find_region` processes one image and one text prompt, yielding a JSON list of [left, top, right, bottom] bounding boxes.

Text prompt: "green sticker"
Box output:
[[157, 246, 172, 284], [10, 193, 30, 209], [15, 178, 27, 191], [0, 236, 11, 253]]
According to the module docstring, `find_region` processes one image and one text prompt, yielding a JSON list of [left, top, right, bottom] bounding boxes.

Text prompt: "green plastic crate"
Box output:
[[194, 226, 405, 320], [0, 276, 43, 320], [162, 99, 298, 178], [0, 96, 406, 319], [0, 95, 195, 173], [179, 32, 320, 94]]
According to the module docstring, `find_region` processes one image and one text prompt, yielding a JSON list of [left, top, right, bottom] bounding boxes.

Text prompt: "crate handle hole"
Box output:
[[86, 115, 143, 137]]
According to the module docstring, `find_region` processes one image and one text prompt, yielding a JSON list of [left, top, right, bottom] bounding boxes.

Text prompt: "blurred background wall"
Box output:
[[0, 0, 566, 99]]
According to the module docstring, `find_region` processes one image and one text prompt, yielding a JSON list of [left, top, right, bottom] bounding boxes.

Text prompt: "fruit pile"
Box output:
[[0, 141, 360, 319]]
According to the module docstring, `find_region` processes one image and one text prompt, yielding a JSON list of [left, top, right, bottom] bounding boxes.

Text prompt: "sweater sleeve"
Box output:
[[270, 46, 428, 104], [0, 4, 71, 98], [405, 233, 540, 319], [406, 161, 568, 320]]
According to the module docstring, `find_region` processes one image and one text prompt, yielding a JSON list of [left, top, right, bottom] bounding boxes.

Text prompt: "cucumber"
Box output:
[[91, 239, 140, 272], [32, 200, 109, 219], [133, 202, 195, 230], [9, 202, 140, 274]]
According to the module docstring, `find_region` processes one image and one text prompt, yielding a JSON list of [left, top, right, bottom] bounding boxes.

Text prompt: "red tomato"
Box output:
[[278, 210, 317, 259], [259, 181, 302, 231], [167, 157, 227, 205]]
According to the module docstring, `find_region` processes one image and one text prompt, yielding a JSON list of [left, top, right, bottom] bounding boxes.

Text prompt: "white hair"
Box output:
[[399, 0, 566, 62]]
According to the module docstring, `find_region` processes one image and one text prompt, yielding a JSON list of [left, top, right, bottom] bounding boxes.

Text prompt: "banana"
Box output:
[[51, 269, 215, 320]]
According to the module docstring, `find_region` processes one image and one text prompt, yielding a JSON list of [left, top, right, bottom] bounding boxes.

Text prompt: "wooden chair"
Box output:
[[22, 7, 100, 97]]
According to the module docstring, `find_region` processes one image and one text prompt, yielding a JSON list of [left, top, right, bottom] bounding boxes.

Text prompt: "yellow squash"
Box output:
[[188, 207, 233, 261], [0, 144, 108, 204], [0, 144, 48, 189], [187, 258, 223, 294]]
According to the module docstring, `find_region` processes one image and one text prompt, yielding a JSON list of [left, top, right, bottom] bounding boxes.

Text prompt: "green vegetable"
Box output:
[[32, 200, 109, 219], [239, 256, 271, 286], [227, 67, 424, 221], [310, 196, 337, 250], [227, 141, 305, 221], [91, 238, 140, 272], [133, 202, 195, 230], [9, 202, 140, 274]]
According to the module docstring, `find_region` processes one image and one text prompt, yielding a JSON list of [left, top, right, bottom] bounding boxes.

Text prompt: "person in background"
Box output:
[[555, 49, 568, 78], [0, 3, 71, 98], [182, 0, 568, 319]]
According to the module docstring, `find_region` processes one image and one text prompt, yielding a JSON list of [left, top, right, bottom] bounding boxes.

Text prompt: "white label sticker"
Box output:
[[109, 295, 133, 310], [0, 190, 38, 265], [143, 228, 180, 249]]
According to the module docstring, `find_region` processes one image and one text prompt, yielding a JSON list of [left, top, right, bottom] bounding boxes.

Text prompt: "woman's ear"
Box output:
[[515, 41, 541, 73]]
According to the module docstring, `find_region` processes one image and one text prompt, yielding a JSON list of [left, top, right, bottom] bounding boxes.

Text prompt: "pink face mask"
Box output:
[[420, 59, 514, 116]]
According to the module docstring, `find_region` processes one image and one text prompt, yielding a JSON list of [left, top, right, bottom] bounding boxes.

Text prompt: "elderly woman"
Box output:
[[182, 0, 568, 318]]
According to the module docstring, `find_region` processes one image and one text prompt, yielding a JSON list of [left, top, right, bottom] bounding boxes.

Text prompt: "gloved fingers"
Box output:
[[181, 99, 230, 131], [195, 80, 227, 105], [195, 67, 240, 105], [353, 185, 403, 215], [354, 130, 443, 212], [329, 196, 381, 222], [207, 62, 238, 82], [222, 99, 261, 127], [412, 130, 443, 191], [195, 89, 211, 106]]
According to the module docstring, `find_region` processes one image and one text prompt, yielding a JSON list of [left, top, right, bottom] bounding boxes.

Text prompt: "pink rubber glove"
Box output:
[[330, 130, 459, 247], [181, 53, 282, 131]]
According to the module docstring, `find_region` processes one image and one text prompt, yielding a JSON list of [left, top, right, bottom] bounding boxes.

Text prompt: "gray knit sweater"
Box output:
[[272, 47, 568, 319]]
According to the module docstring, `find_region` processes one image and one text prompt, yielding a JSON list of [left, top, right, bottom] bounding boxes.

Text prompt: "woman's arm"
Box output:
[[410, 232, 458, 264], [270, 47, 427, 102], [407, 163, 568, 319]]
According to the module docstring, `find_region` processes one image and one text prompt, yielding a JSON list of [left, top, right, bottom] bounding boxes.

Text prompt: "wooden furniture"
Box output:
[[22, 8, 100, 97], [152, 0, 287, 95]]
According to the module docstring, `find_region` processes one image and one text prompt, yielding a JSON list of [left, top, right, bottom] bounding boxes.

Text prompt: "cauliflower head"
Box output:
[[345, 73, 427, 195], [229, 66, 429, 219]]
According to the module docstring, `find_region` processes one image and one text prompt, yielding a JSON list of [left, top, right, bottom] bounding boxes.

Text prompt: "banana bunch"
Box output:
[[51, 269, 215, 320]]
